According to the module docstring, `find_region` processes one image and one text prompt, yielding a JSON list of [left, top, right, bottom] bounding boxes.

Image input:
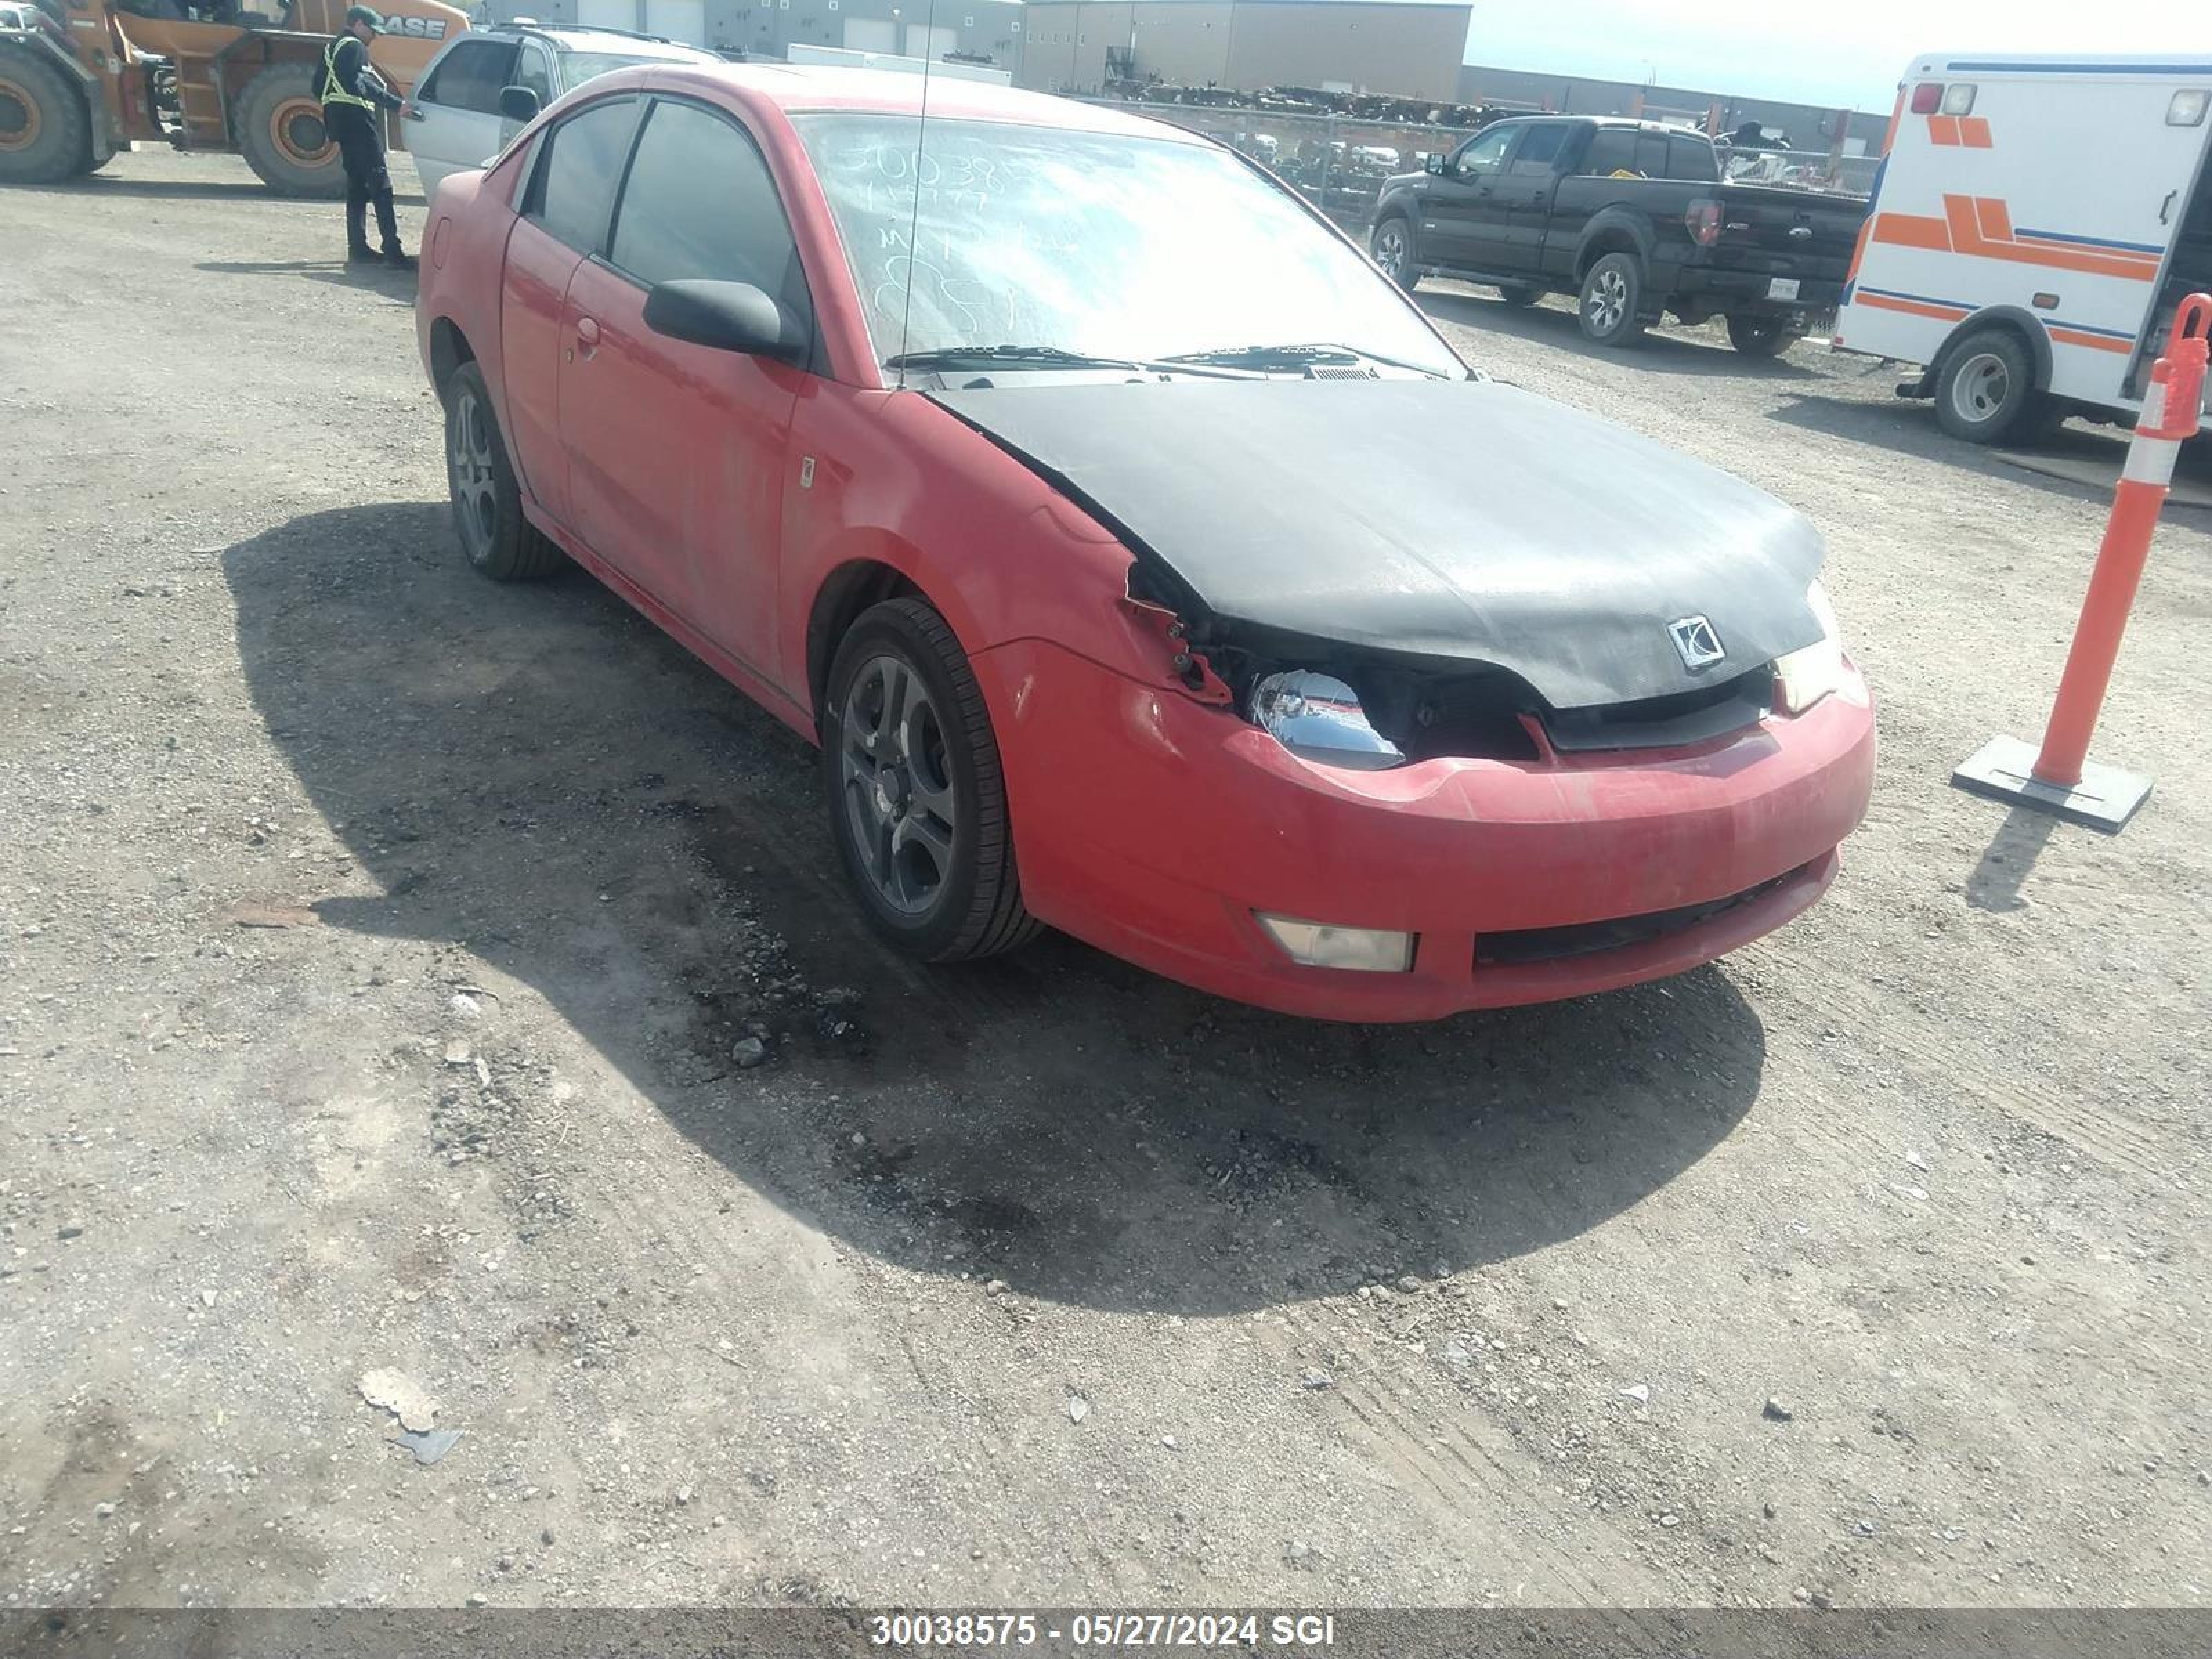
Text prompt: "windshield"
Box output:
[[793, 113, 1463, 378], [560, 49, 704, 86]]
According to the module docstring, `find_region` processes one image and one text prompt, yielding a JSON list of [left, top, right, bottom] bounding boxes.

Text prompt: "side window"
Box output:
[[609, 100, 809, 317], [419, 39, 521, 115], [525, 96, 639, 254], [515, 42, 555, 109], [1508, 124, 1568, 176], [1633, 131, 1669, 179], [1582, 129, 1638, 177], [1667, 134, 1720, 182], [1452, 124, 1516, 175]]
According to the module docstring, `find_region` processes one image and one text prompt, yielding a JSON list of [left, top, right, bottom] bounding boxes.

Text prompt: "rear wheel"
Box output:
[[0, 47, 93, 185], [1934, 327, 2038, 445], [236, 61, 345, 198], [1369, 214, 1419, 292], [821, 598, 1040, 963], [1577, 252, 1647, 347], [1725, 313, 1797, 357], [444, 362, 563, 582]]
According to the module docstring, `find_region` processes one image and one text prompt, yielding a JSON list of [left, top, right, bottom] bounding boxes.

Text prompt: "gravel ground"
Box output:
[[1, 149, 2208, 1615]]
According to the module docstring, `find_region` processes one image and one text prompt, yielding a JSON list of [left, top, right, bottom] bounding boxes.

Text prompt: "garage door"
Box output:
[[575, 0, 639, 30], [903, 23, 955, 59], [644, 0, 705, 44], [841, 17, 897, 51]]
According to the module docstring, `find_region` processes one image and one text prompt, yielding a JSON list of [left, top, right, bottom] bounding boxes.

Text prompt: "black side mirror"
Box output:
[[1424, 153, 1445, 175], [498, 84, 540, 124], [643, 279, 805, 362]]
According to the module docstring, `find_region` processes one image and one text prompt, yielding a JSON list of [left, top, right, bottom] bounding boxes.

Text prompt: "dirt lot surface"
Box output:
[[3, 150, 2209, 1616]]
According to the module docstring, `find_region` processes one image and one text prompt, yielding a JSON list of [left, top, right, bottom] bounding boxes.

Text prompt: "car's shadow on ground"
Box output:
[[227, 503, 1770, 1315], [1418, 286, 1822, 379], [46, 174, 427, 207]]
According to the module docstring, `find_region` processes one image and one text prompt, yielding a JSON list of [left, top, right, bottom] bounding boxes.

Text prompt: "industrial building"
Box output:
[[482, 0, 1025, 68], [1458, 62, 1890, 153], [1014, 0, 1474, 102]]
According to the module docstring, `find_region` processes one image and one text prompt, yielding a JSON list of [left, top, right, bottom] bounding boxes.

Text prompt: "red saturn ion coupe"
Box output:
[[414, 66, 1876, 1022]]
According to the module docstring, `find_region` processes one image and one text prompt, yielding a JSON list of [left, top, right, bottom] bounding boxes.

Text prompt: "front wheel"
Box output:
[[1369, 215, 1419, 292], [1725, 313, 1797, 357], [821, 598, 1040, 963], [1934, 327, 2038, 445], [1577, 252, 1647, 347]]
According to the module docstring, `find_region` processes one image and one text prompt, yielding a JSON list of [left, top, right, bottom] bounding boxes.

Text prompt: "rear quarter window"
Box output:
[[419, 38, 520, 115], [1666, 134, 1721, 182]]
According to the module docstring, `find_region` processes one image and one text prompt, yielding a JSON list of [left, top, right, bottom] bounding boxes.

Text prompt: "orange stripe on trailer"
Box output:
[[1959, 115, 1993, 147], [1974, 197, 2013, 242], [1842, 214, 1877, 289], [1928, 115, 1962, 145], [1856, 292, 1969, 323], [1880, 87, 1904, 156], [1871, 211, 1953, 251], [2050, 328, 2135, 355], [1943, 194, 2161, 281], [2014, 233, 2163, 271]]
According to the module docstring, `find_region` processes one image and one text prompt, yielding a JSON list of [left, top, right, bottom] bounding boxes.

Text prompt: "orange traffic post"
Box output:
[[1953, 292, 2212, 832]]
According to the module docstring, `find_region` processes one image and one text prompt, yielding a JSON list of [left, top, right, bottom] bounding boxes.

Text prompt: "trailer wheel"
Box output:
[[1725, 313, 1797, 357], [236, 62, 346, 198], [0, 46, 93, 186], [1935, 327, 2038, 445]]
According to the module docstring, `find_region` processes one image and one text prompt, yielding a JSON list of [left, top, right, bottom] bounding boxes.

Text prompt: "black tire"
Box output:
[[443, 361, 563, 581], [1494, 283, 1541, 308], [235, 61, 346, 198], [821, 597, 1040, 963], [1369, 214, 1420, 292], [1577, 252, 1647, 347], [1933, 326, 2039, 445], [0, 46, 93, 185], [1725, 313, 1797, 357]]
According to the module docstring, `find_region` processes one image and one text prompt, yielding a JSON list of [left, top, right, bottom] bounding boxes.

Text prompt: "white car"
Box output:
[[401, 25, 720, 198]]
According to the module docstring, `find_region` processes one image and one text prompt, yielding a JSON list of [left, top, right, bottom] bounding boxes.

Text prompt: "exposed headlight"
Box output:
[[1255, 913, 1416, 972], [1248, 670, 1405, 770], [1772, 580, 1848, 715]]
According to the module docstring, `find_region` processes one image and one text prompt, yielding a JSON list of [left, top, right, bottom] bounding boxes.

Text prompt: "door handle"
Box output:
[[574, 316, 600, 357], [2161, 189, 2177, 225], [401, 103, 424, 122]]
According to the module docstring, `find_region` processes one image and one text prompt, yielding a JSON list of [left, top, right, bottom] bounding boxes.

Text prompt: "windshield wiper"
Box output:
[[885, 344, 1148, 372], [1160, 341, 1451, 377]]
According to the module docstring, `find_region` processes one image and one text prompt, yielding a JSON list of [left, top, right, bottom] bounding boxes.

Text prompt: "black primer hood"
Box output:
[[929, 378, 1828, 710]]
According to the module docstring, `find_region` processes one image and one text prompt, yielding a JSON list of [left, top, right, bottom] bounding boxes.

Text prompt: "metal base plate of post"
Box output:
[[1951, 734, 2153, 833]]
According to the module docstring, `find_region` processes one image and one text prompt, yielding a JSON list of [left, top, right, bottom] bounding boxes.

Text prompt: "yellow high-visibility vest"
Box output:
[[320, 37, 374, 112]]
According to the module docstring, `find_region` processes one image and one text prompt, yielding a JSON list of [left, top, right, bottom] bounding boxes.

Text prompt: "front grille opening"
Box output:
[[1474, 863, 1807, 968], [1544, 666, 1771, 753]]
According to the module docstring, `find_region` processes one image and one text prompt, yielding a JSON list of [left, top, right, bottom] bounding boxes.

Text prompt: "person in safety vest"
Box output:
[[317, 4, 415, 269]]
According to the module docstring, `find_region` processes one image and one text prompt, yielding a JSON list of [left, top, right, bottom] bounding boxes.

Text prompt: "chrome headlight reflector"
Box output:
[[1772, 579, 1848, 715], [1248, 669, 1405, 771]]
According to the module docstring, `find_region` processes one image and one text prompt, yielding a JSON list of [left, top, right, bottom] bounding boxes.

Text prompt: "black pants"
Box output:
[[327, 106, 399, 255]]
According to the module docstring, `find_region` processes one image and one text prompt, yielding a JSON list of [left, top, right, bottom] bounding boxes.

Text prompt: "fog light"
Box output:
[[1255, 913, 1416, 972]]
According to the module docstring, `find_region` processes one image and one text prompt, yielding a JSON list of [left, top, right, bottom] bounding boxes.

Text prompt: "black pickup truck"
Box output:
[[1367, 115, 1868, 355]]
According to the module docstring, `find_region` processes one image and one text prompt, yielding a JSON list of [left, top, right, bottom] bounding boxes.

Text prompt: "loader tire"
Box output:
[[0, 46, 93, 186], [236, 61, 346, 198]]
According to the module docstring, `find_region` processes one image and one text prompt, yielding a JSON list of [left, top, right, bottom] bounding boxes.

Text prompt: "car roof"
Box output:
[[641, 62, 1212, 140], [1495, 114, 1708, 135], [472, 23, 720, 61]]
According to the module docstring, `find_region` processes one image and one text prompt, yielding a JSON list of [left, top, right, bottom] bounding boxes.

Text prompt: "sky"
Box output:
[[1459, 0, 2206, 113]]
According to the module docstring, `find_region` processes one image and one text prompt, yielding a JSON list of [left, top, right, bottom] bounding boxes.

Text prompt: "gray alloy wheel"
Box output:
[[837, 652, 959, 919], [450, 382, 500, 562], [1582, 261, 1631, 338], [440, 360, 563, 581], [1371, 216, 1418, 290]]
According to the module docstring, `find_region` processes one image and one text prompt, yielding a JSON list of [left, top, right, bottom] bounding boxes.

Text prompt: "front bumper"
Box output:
[[977, 640, 1875, 1022]]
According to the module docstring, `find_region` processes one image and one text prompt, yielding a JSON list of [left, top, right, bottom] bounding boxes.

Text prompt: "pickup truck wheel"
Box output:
[[1577, 253, 1647, 347], [1495, 283, 1541, 308], [1935, 328, 2037, 445], [1725, 314, 1797, 357], [1370, 215, 1419, 292]]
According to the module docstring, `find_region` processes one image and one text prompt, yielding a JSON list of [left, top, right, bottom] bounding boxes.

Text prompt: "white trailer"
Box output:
[[1835, 51, 2212, 444]]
